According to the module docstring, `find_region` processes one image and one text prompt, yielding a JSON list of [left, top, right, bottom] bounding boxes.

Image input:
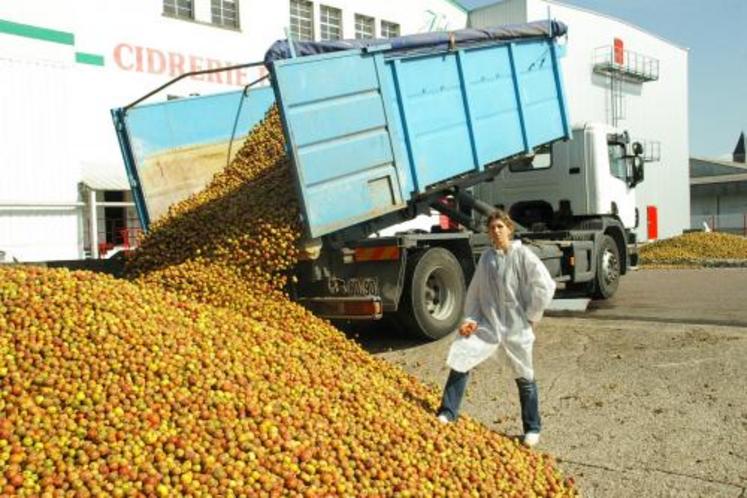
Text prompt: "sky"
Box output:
[[457, 0, 747, 159]]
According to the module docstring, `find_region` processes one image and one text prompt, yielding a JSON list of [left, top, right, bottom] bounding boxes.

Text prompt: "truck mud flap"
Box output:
[[570, 240, 594, 282]]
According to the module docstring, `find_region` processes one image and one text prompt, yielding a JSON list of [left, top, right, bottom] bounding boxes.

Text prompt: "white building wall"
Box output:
[[0, 0, 467, 261], [468, 0, 527, 27], [470, 0, 690, 241], [0, 47, 82, 260]]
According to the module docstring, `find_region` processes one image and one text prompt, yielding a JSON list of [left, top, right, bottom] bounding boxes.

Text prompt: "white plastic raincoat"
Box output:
[[446, 240, 556, 379]]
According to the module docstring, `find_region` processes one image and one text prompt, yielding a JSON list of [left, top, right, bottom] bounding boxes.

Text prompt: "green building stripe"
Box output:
[[0, 19, 74, 45], [75, 52, 105, 66]]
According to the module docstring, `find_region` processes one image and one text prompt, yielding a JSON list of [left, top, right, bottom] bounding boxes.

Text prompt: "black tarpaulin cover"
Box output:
[[264, 20, 567, 66]]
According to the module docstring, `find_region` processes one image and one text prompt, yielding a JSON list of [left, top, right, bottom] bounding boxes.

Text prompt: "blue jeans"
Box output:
[[438, 369, 541, 434]]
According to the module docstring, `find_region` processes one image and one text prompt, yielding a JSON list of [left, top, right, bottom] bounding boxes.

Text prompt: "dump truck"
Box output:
[[112, 20, 645, 340]]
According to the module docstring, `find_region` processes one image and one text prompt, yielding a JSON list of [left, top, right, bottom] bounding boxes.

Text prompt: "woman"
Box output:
[[437, 210, 556, 448]]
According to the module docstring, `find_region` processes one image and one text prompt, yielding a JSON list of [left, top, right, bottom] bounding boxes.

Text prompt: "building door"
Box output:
[[104, 191, 126, 245]]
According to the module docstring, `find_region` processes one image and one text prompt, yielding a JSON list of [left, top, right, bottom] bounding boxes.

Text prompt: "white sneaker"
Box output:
[[523, 432, 541, 447], [437, 414, 450, 424]]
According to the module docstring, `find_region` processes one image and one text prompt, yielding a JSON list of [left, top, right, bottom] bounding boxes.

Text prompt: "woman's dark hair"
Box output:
[[485, 209, 515, 232]]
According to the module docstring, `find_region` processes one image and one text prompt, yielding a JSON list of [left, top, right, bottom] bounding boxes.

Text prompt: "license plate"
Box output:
[[328, 277, 378, 297]]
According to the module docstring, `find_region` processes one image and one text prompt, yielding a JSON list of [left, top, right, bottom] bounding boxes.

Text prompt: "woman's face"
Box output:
[[488, 219, 513, 248]]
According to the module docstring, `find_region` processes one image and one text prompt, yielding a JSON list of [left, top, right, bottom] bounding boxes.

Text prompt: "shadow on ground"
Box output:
[[333, 319, 430, 354]]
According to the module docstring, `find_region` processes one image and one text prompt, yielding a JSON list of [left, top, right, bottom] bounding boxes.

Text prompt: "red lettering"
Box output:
[[224, 61, 234, 85], [168, 52, 185, 77], [146, 48, 166, 75], [189, 56, 204, 80], [206, 59, 223, 84], [114, 43, 250, 87], [235, 69, 248, 87], [134, 46, 144, 72], [113, 43, 134, 71]]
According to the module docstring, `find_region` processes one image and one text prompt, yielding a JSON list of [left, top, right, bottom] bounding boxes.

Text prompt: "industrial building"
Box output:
[[690, 133, 747, 235], [0, 0, 688, 262]]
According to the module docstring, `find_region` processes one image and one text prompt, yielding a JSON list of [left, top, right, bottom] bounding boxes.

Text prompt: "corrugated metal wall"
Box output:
[[691, 182, 747, 234], [0, 56, 82, 261]]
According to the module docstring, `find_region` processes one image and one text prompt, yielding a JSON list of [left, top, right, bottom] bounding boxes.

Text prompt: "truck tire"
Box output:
[[592, 234, 620, 299], [396, 247, 465, 341]]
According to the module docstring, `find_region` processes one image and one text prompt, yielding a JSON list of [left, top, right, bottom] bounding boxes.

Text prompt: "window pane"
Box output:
[[355, 14, 374, 39], [290, 0, 314, 41], [164, 0, 193, 19], [211, 0, 239, 28], [381, 20, 400, 38], [608, 143, 627, 181], [320, 5, 342, 41]]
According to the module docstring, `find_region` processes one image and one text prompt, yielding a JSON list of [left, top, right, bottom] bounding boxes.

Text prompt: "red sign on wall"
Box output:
[[647, 205, 658, 240], [613, 38, 624, 65]]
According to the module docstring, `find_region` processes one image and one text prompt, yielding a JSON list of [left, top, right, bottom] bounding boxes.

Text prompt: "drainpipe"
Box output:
[[90, 190, 99, 259]]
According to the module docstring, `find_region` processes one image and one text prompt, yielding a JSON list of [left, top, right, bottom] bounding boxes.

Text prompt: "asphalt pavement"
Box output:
[[553, 267, 747, 327]]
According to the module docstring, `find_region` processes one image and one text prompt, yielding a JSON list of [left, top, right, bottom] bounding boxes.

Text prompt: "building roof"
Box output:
[[691, 173, 747, 186], [690, 156, 747, 185], [691, 156, 747, 175], [80, 161, 131, 191], [733, 132, 745, 163]]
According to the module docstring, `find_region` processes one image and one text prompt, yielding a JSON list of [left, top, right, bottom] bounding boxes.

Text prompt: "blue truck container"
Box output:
[[264, 20, 570, 239]]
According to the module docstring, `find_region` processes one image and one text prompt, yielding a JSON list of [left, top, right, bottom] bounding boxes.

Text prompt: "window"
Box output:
[[320, 5, 342, 41], [163, 0, 194, 19], [355, 14, 375, 39], [608, 142, 628, 181], [380, 20, 400, 38], [510, 144, 552, 172], [212, 0, 239, 28], [290, 0, 314, 41]]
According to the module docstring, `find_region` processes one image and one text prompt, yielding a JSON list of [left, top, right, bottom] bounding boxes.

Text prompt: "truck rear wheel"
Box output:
[[592, 234, 620, 299], [396, 247, 465, 341]]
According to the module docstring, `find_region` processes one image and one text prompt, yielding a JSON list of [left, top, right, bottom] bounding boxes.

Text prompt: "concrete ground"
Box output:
[[353, 269, 747, 498]]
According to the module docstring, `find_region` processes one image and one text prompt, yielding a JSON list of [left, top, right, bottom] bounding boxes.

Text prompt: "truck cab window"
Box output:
[[608, 143, 627, 181]]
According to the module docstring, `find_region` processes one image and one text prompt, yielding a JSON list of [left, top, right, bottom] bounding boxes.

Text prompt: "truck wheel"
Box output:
[[592, 235, 620, 299], [397, 247, 465, 341]]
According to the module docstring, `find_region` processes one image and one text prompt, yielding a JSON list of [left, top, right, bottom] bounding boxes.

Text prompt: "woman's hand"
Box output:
[[458, 320, 477, 337]]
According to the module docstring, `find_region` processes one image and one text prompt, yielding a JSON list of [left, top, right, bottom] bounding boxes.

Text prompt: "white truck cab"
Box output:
[[476, 123, 644, 234]]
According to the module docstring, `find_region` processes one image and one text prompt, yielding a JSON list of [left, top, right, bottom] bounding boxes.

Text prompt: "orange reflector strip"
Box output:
[[354, 246, 400, 262], [340, 300, 382, 317], [305, 299, 383, 319], [570, 256, 575, 267]]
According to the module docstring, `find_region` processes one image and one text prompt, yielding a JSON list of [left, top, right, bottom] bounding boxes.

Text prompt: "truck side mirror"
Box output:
[[628, 156, 644, 188], [632, 141, 644, 155]]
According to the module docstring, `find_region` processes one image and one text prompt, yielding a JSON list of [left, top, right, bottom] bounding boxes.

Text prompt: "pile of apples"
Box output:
[[0, 108, 577, 497], [640, 231, 747, 265]]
